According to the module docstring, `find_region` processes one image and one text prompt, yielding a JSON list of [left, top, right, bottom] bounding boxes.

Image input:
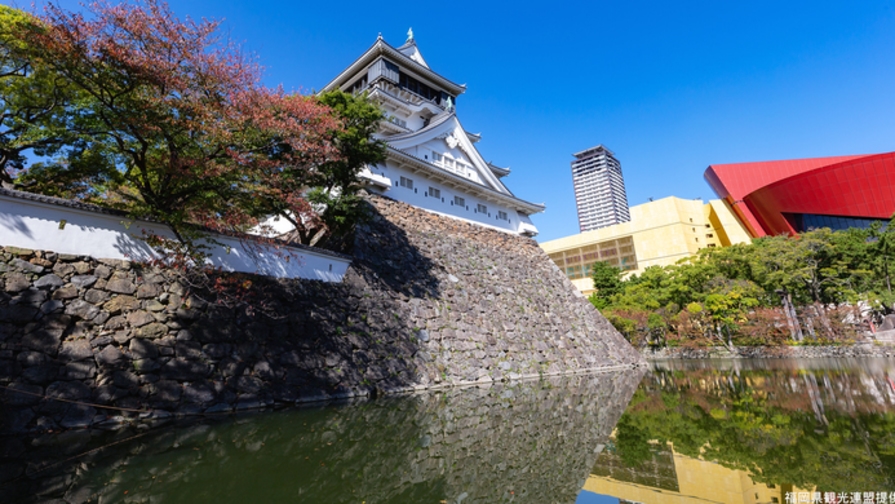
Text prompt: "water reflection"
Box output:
[[583, 358, 895, 504], [1, 369, 643, 504]]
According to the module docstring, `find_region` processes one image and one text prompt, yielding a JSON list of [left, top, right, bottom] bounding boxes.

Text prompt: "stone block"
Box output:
[[127, 310, 155, 327], [84, 288, 109, 305], [21, 326, 64, 355], [70, 275, 98, 289], [62, 300, 94, 322], [33, 274, 64, 289], [129, 338, 159, 359], [72, 261, 92, 275], [137, 322, 168, 339], [60, 340, 94, 361], [4, 272, 30, 293], [136, 283, 162, 299], [46, 380, 92, 400], [59, 404, 97, 429], [52, 262, 76, 277], [160, 358, 211, 381], [22, 364, 56, 384], [5, 382, 43, 405], [51, 285, 79, 300], [104, 315, 127, 330], [133, 358, 160, 373], [93, 264, 111, 279], [11, 258, 43, 274], [105, 278, 136, 295], [182, 380, 216, 405], [95, 345, 124, 366], [59, 361, 97, 380], [40, 300, 64, 315]]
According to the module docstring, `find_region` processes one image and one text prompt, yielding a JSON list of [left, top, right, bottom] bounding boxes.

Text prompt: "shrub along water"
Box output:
[[590, 219, 895, 348]]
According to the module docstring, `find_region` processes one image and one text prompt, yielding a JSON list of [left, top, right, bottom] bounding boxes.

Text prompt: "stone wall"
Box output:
[[0, 194, 643, 434]]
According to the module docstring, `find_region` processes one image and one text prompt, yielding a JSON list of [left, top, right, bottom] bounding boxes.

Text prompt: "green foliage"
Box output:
[[610, 368, 895, 489], [0, 6, 79, 187], [304, 89, 386, 249], [588, 261, 625, 310], [595, 222, 892, 347]]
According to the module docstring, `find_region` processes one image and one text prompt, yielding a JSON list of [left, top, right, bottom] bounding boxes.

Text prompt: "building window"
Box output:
[[400, 176, 413, 189], [476, 203, 487, 214], [454, 196, 465, 207], [428, 187, 441, 199], [432, 152, 443, 163], [498, 210, 508, 220], [706, 233, 714, 238], [386, 115, 407, 128]]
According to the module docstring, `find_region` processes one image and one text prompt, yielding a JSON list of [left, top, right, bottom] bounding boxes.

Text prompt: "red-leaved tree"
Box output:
[[17, 0, 340, 244]]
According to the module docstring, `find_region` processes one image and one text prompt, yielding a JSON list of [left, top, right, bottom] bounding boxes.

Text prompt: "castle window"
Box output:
[[477, 203, 487, 214], [432, 152, 443, 163], [428, 187, 441, 199], [400, 176, 413, 189], [454, 196, 465, 207], [498, 211, 508, 220]]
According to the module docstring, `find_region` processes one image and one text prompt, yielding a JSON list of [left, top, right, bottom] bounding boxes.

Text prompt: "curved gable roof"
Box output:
[[386, 113, 512, 196], [321, 37, 466, 96]]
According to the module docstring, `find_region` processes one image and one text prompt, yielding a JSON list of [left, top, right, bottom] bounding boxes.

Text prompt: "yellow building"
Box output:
[[540, 197, 751, 295], [584, 444, 806, 504]]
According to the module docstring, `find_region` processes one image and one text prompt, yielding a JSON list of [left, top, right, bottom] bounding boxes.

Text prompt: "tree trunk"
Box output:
[[814, 302, 834, 339], [715, 325, 736, 352], [778, 290, 803, 341]]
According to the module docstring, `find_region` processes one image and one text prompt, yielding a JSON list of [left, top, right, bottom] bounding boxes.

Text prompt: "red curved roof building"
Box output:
[[704, 152, 895, 237]]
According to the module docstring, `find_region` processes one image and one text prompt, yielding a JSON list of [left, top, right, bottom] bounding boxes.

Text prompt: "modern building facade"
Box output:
[[704, 152, 895, 237], [320, 31, 544, 236], [540, 197, 751, 294], [571, 145, 631, 232]]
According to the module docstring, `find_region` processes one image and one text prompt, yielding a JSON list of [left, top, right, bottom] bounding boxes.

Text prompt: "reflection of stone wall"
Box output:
[[0, 194, 643, 435], [2, 370, 644, 504]]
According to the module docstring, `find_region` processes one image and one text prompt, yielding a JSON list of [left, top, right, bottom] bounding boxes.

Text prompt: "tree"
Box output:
[[16, 0, 339, 245], [588, 261, 625, 310], [0, 6, 77, 188], [285, 89, 386, 248]]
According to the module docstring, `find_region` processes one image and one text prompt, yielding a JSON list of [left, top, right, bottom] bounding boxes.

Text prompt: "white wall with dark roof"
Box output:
[[0, 191, 350, 282]]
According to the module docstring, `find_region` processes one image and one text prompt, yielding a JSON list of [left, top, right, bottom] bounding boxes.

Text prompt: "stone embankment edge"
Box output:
[[643, 344, 895, 360], [272, 363, 643, 404]]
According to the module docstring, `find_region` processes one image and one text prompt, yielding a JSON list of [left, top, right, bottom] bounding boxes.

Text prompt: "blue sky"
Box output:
[[16, 1, 895, 242]]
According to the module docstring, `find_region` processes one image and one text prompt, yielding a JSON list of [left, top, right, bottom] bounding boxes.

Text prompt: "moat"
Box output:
[[3, 357, 894, 503]]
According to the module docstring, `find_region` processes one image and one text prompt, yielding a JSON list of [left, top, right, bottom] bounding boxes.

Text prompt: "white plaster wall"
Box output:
[[376, 161, 525, 234], [0, 195, 350, 282], [418, 139, 484, 185]]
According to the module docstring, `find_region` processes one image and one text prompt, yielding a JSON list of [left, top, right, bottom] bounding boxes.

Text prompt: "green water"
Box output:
[[4, 358, 895, 503]]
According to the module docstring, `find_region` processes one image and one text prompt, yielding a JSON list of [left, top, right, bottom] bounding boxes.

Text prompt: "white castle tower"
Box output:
[[321, 30, 544, 236]]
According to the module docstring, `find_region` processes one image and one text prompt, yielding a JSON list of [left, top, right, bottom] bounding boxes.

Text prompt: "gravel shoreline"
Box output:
[[643, 343, 895, 360]]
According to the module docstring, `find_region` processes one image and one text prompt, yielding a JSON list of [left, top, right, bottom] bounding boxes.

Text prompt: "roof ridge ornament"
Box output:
[[406, 27, 414, 43]]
